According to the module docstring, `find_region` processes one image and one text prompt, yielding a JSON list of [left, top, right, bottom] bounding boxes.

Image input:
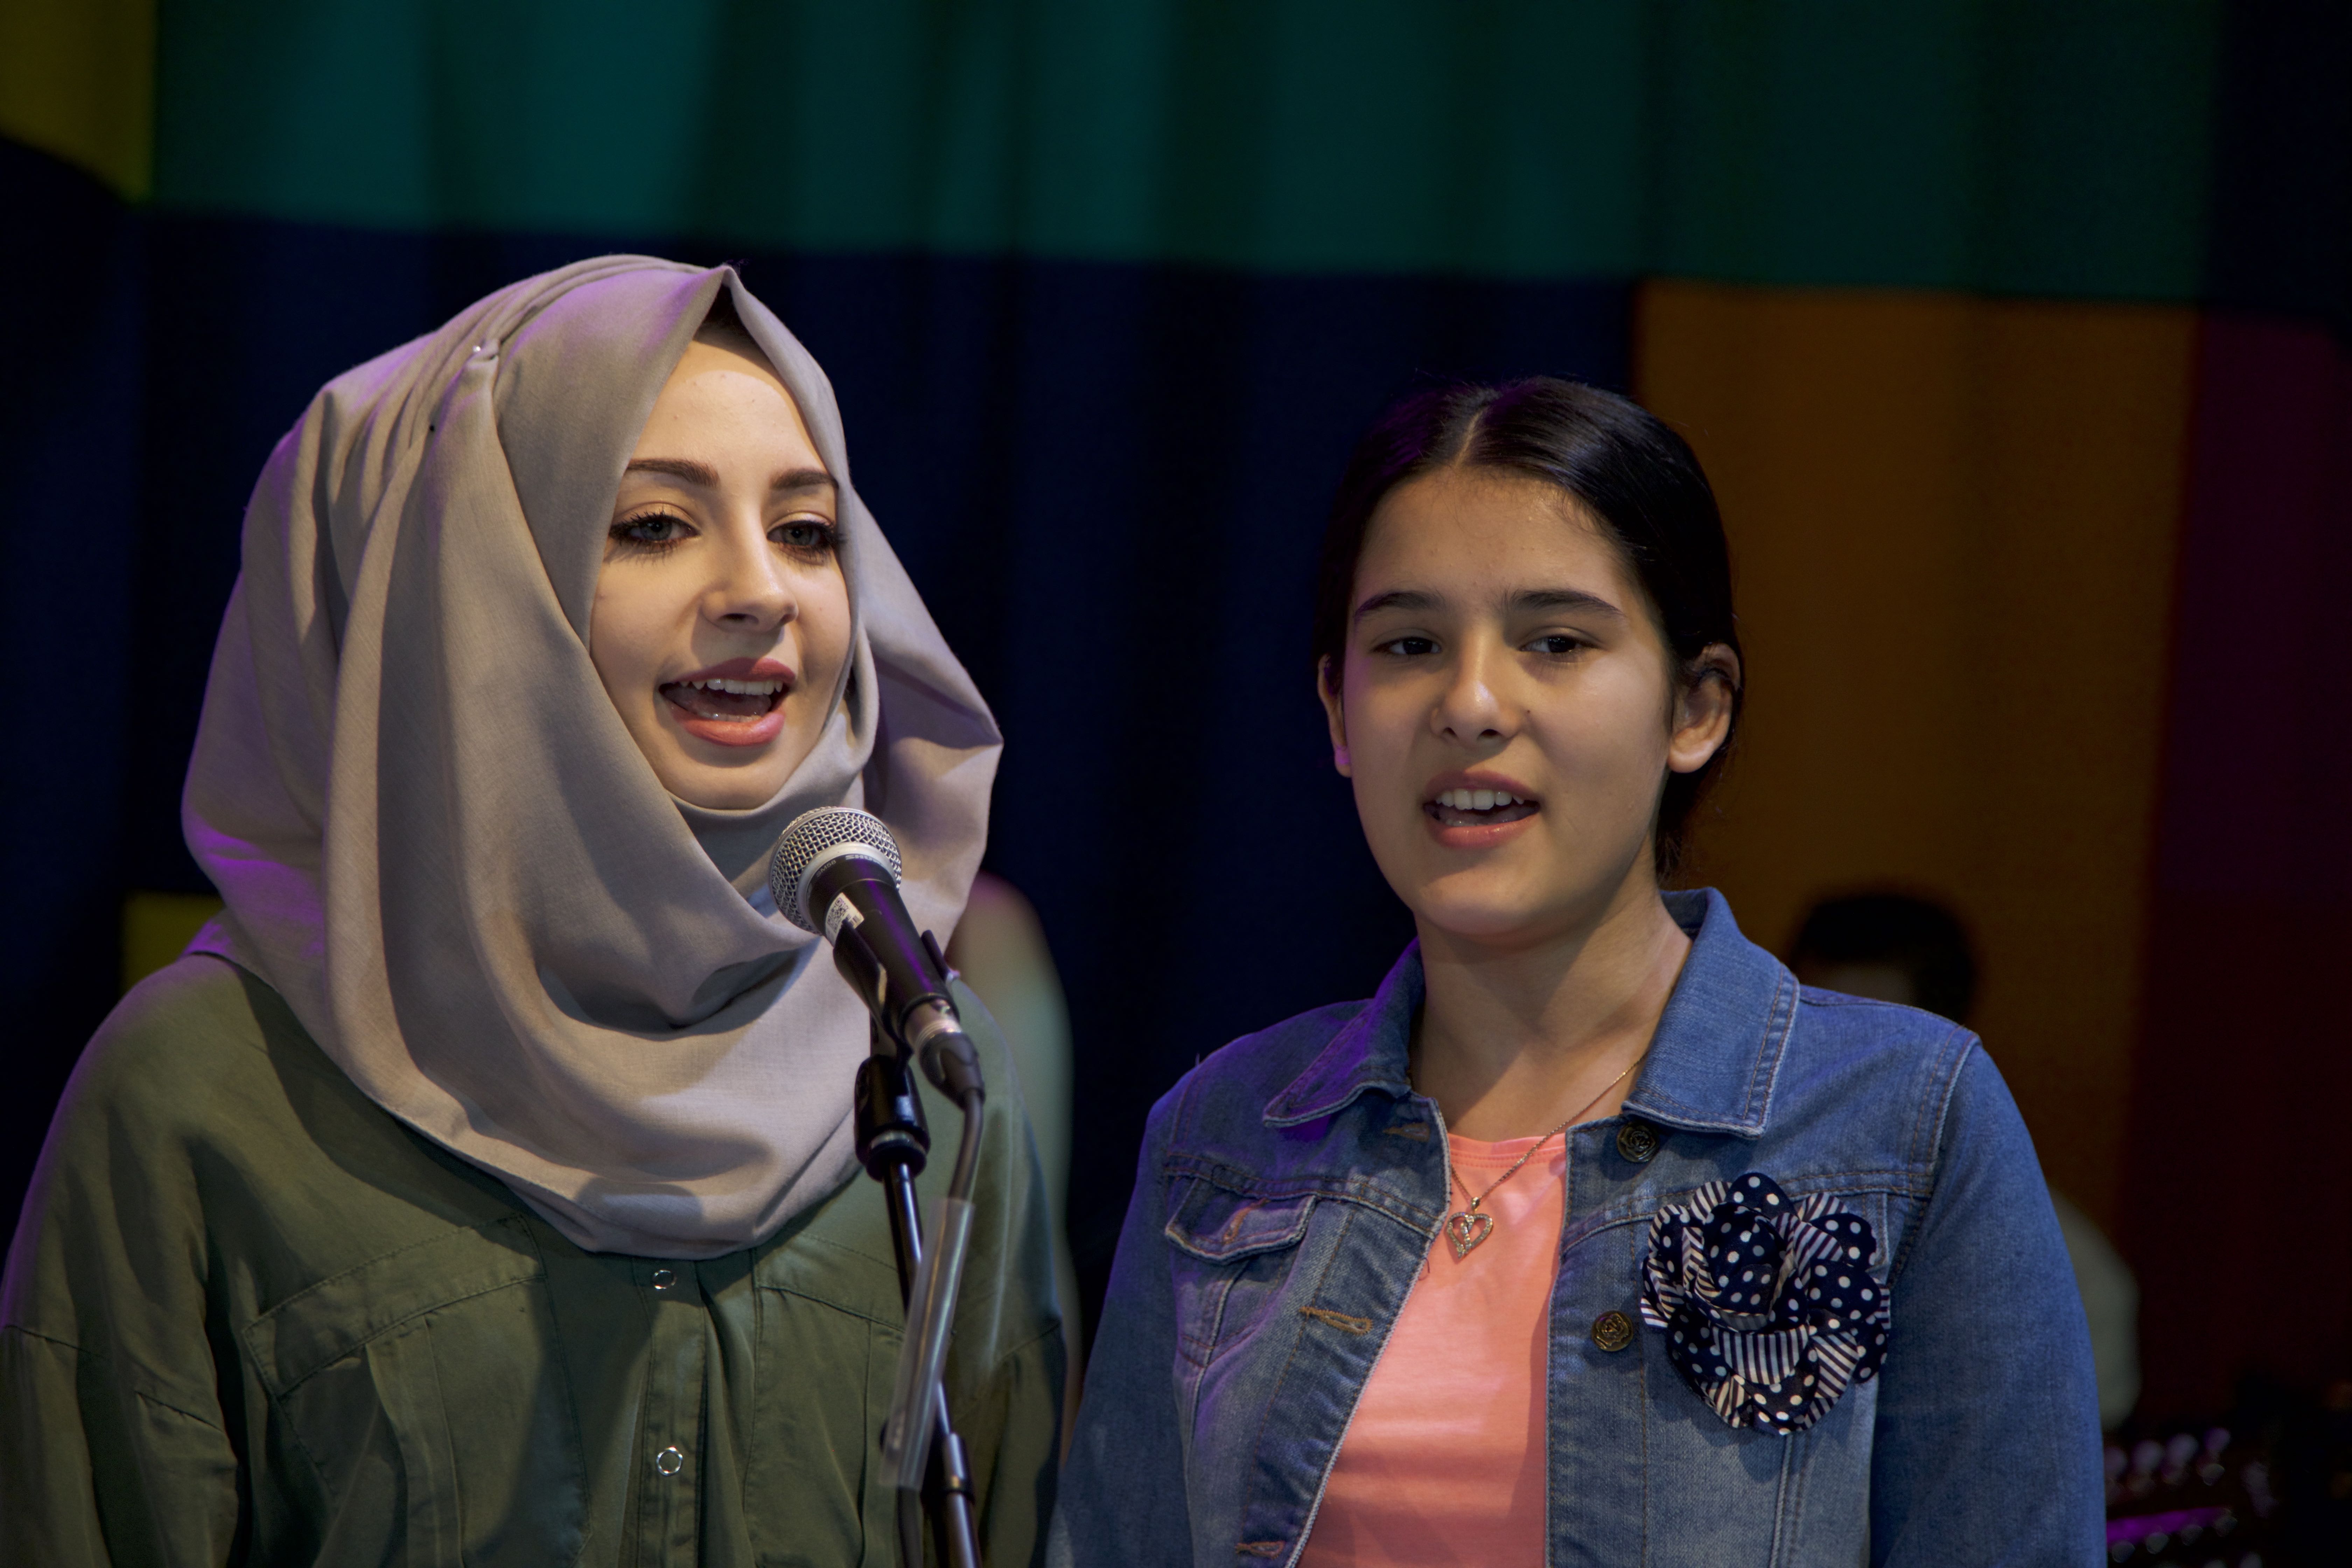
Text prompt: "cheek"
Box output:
[[1336, 683, 1423, 811], [1554, 704, 1669, 785], [798, 567, 854, 679], [1535, 719, 1672, 884]]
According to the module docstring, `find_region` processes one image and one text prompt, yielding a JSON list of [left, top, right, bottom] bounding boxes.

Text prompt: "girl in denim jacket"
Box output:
[[1054, 379, 2101, 1566]]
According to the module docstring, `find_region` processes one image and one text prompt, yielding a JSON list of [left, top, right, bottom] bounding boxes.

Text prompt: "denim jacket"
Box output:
[[1053, 890, 2101, 1567]]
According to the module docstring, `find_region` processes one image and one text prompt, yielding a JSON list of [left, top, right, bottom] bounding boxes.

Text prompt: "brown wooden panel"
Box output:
[[1636, 279, 2197, 1231]]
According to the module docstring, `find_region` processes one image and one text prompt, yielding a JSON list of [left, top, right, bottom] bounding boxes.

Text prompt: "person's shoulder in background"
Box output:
[[948, 872, 1070, 1126]]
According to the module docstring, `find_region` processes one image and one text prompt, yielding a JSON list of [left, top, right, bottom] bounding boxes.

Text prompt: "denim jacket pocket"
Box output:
[[1163, 1178, 1316, 1368]]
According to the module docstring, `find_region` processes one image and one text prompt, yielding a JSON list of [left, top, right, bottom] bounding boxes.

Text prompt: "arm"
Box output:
[[1049, 1093, 1193, 1568], [0, 976, 245, 1567], [0, 1330, 241, 1568], [1868, 1043, 2104, 1566]]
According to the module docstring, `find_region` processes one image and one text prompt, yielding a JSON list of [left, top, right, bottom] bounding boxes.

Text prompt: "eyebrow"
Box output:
[[1353, 586, 1626, 621], [1513, 587, 1625, 617], [623, 457, 836, 495]]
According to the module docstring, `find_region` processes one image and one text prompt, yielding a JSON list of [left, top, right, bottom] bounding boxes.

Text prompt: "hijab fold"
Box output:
[[184, 257, 999, 1257]]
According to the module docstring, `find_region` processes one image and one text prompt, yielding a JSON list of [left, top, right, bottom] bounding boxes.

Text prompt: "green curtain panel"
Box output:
[[109, 0, 2221, 294]]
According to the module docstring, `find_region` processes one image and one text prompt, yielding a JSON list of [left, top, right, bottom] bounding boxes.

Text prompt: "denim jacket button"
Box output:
[[1591, 1310, 1634, 1352], [1616, 1121, 1660, 1163]]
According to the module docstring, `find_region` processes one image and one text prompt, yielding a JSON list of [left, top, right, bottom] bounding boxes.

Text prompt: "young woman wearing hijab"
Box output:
[[1051, 380, 2101, 1565], [1, 258, 1063, 1564]]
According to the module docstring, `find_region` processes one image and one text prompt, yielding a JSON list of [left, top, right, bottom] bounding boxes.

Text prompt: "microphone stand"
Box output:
[[853, 1023, 983, 1568]]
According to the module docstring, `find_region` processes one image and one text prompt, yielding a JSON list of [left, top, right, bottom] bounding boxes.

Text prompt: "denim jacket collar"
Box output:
[[1260, 888, 1793, 1139], [1259, 940, 1423, 1127]]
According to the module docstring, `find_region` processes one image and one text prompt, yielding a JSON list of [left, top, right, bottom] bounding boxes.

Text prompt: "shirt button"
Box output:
[[654, 1444, 685, 1476], [651, 1268, 677, 1290], [1591, 1310, 1634, 1352], [1616, 1121, 1660, 1163]]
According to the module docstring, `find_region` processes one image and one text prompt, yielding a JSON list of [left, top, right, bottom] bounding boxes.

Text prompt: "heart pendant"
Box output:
[[1445, 1210, 1495, 1259]]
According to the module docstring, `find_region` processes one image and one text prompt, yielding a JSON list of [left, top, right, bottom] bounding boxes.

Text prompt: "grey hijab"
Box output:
[[183, 257, 1000, 1257]]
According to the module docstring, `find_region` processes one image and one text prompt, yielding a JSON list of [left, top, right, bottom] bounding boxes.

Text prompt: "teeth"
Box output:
[[690, 677, 783, 695], [1436, 788, 1525, 812]]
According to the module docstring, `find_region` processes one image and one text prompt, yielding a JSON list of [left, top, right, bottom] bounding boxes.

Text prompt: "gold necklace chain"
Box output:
[[1441, 1053, 1642, 1259]]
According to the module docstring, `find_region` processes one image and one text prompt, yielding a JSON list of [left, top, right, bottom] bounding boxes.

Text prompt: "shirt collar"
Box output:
[[1262, 888, 1794, 1139]]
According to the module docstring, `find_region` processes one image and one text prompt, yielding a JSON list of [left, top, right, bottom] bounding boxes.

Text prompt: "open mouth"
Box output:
[[661, 675, 788, 725], [1424, 786, 1540, 828]]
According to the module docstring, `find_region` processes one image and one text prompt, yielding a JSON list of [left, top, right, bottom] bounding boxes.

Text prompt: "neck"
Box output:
[[1410, 867, 1692, 1141]]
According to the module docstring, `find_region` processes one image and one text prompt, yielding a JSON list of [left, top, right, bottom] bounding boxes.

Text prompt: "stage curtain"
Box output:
[[2124, 316, 2352, 1418]]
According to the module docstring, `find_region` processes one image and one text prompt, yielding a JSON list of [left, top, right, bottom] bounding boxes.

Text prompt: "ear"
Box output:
[[1667, 644, 1741, 775], [1317, 658, 1352, 777]]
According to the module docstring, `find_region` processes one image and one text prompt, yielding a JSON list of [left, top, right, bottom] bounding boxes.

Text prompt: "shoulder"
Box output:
[[22, 953, 480, 1230], [5, 957, 293, 1353], [14, 955, 525, 1314], [1769, 984, 2011, 1181], [1138, 999, 1371, 1154], [49, 955, 291, 1147], [1642, 891, 1991, 1176], [43, 953, 406, 1172], [1787, 985, 1978, 1090]]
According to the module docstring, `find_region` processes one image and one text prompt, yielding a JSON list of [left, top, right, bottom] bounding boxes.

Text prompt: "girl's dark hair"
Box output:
[[1311, 377, 1743, 876]]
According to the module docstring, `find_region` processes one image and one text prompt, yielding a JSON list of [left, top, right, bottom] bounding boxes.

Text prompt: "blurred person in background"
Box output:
[[1791, 891, 2141, 1430], [950, 870, 1085, 1435], [1054, 378, 2103, 1566]]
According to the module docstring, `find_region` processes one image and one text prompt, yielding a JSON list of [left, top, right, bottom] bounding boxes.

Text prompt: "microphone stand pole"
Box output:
[[853, 1024, 982, 1568]]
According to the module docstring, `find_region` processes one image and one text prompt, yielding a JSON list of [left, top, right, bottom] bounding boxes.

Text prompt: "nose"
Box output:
[[1433, 636, 1513, 747], [700, 518, 795, 632]]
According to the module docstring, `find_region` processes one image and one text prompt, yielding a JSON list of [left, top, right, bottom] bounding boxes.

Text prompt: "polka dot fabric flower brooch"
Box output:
[[1637, 1172, 1890, 1436]]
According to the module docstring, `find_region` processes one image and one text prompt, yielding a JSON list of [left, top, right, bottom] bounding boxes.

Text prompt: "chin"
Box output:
[[1405, 875, 1566, 948], [658, 759, 791, 812]]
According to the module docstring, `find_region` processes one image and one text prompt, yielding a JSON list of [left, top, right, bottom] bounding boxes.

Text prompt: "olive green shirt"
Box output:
[[1, 956, 1064, 1566]]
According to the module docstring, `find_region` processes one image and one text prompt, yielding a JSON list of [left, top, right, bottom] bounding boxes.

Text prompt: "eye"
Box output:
[[1524, 633, 1589, 656], [607, 510, 694, 554], [1374, 635, 1439, 658], [772, 518, 837, 554]]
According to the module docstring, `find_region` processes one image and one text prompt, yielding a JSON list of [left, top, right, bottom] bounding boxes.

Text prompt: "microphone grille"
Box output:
[[768, 807, 904, 933]]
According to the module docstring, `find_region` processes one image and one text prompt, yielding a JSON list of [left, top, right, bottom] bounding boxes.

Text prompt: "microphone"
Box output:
[[770, 806, 989, 1562], [767, 807, 983, 1098]]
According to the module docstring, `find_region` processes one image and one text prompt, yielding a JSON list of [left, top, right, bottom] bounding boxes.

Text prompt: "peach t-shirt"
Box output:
[[1298, 1131, 1565, 1567]]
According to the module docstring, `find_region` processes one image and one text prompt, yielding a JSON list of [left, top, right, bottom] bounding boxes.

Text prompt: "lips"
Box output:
[[661, 658, 794, 747]]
